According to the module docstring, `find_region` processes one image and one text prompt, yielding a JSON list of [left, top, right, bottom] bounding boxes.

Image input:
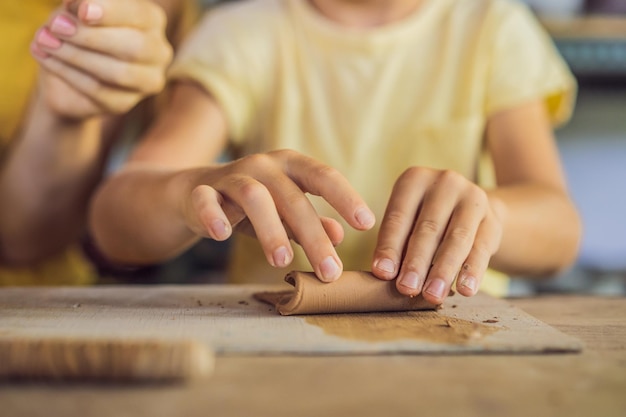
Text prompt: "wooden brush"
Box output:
[[0, 337, 214, 383]]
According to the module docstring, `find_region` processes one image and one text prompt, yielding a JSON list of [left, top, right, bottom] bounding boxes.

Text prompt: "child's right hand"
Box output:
[[181, 150, 376, 283]]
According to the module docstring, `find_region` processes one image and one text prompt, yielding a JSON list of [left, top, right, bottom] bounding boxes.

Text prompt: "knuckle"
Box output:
[[271, 148, 295, 159], [468, 186, 488, 207], [415, 218, 440, 235], [448, 225, 473, 244], [313, 164, 340, 181], [151, 5, 167, 29], [109, 66, 136, 88], [439, 169, 464, 186], [401, 256, 429, 273], [240, 153, 276, 172], [236, 180, 269, 206], [190, 185, 211, 204], [382, 209, 407, 230], [398, 166, 424, 183], [161, 41, 174, 65], [123, 37, 145, 62], [102, 93, 139, 114]]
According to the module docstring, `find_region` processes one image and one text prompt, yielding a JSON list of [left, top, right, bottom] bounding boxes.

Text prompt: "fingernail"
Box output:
[[355, 207, 375, 228], [50, 15, 76, 36], [375, 258, 396, 274], [398, 271, 420, 290], [459, 276, 477, 294], [272, 246, 291, 268], [320, 256, 341, 282], [37, 28, 62, 49], [30, 42, 49, 59], [424, 278, 446, 300], [83, 3, 104, 22], [210, 219, 230, 240]]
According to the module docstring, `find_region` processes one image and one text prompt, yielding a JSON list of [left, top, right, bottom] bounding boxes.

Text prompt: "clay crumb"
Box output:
[[238, 300, 249, 305], [482, 319, 499, 324], [72, 303, 81, 308], [196, 300, 203, 307], [451, 304, 458, 309]]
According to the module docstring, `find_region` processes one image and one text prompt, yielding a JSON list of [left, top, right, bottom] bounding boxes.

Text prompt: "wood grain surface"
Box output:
[[0, 338, 214, 382], [0, 285, 581, 355], [0, 293, 624, 417]]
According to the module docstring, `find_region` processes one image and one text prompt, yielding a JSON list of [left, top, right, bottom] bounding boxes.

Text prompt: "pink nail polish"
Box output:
[[37, 28, 62, 49], [30, 41, 49, 59], [50, 15, 77, 36]]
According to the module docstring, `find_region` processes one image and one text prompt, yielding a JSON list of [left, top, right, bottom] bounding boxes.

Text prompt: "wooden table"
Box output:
[[1, 294, 625, 417]]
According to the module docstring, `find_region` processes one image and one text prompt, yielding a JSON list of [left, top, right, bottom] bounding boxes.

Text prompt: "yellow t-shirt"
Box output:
[[169, 0, 576, 296], [0, 0, 96, 286]]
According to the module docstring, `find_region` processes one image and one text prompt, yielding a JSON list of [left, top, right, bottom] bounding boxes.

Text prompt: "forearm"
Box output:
[[89, 166, 204, 265], [0, 94, 107, 264], [487, 184, 582, 277]]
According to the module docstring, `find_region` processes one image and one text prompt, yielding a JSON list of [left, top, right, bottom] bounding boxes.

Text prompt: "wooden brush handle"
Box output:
[[0, 337, 213, 382]]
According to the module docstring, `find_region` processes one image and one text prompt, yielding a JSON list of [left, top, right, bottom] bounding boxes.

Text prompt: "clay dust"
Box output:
[[305, 311, 501, 344]]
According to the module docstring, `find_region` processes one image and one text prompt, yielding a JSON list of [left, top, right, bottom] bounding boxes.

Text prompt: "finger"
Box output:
[[456, 215, 502, 297], [231, 216, 343, 248], [396, 173, 460, 297], [372, 169, 429, 281], [67, 0, 166, 30], [278, 150, 375, 232], [249, 158, 343, 282], [320, 217, 344, 246], [421, 194, 485, 303], [189, 185, 232, 241], [49, 14, 171, 64], [30, 41, 50, 59], [219, 176, 294, 269], [33, 48, 140, 114], [37, 29, 165, 93], [271, 184, 343, 282]]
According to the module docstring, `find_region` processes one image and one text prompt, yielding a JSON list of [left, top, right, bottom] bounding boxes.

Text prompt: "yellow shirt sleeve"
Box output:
[[484, 0, 577, 126], [167, 4, 265, 144], [0, 246, 97, 287]]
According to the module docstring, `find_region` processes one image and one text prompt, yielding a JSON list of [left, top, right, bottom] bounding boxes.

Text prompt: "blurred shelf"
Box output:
[[541, 16, 626, 77], [542, 15, 626, 39]]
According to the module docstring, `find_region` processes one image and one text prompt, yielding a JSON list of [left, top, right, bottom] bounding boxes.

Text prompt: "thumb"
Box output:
[[64, 0, 105, 25]]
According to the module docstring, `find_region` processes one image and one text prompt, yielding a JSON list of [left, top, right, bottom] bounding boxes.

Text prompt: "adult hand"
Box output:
[[182, 150, 376, 283], [30, 0, 173, 118], [371, 167, 503, 304]]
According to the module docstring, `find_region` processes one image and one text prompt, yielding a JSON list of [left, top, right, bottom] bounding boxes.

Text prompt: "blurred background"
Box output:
[[511, 0, 626, 296], [108, 0, 626, 296]]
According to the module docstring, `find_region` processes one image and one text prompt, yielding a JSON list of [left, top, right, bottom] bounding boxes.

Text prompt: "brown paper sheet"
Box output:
[[253, 271, 440, 315]]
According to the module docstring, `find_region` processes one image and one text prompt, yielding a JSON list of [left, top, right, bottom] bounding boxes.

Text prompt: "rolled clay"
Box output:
[[254, 270, 440, 315]]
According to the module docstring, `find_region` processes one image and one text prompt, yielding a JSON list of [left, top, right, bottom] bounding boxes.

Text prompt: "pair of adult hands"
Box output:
[[30, 0, 172, 119]]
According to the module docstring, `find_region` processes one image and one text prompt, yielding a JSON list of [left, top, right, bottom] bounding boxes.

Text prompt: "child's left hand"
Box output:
[[371, 167, 504, 304]]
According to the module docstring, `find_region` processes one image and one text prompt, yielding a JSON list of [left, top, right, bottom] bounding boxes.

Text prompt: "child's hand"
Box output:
[[29, 0, 172, 119], [182, 150, 376, 283], [371, 167, 503, 304]]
